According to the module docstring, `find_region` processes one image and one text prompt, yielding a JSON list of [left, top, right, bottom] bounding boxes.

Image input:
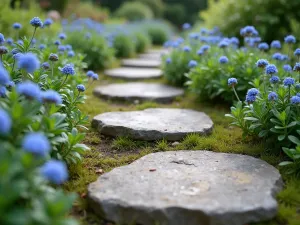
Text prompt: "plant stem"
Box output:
[[28, 28, 37, 49], [288, 86, 291, 101], [59, 75, 69, 90], [51, 62, 54, 78], [232, 86, 241, 102]]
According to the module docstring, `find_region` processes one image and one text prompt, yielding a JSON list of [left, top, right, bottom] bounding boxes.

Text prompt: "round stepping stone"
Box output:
[[88, 151, 283, 225], [122, 59, 161, 68], [139, 53, 162, 60], [93, 82, 184, 103], [147, 49, 170, 55], [104, 68, 162, 80], [92, 108, 213, 140]]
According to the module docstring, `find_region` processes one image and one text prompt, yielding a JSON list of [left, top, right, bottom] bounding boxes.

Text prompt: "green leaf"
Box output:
[[288, 135, 300, 145], [278, 134, 286, 141]]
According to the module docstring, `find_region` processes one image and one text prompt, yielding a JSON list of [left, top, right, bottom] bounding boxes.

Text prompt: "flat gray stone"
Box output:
[[93, 82, 184, 103], [88, 151, 283, 225], [92, 108, 213, 140], [139, 53, 162, 60], [122, 59, 161, 68], [147, 49, 170, 55], [104, 68, 162, 80]]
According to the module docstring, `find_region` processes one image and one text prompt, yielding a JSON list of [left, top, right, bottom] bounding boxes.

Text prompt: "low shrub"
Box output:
[[147, 25, 169, 45], [115, 1, 153, 21], [113, 33, 135, 58], [66, 31, 114, 70], [134, 32, 151, 53], [137, 0, 164, 17]]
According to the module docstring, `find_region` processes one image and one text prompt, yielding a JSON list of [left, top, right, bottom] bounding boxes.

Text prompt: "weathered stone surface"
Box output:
[[92, 108, 213, 140], [147, 49, 170, 55], [122, 59, 161, 68], [88, 151, 283, 225], [139, 53, 162, 60], [104, 68, 162, 80], [93, 82, 184, 103]]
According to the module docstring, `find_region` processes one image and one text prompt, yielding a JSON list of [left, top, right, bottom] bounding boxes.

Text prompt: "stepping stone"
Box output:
[[139, 53, 163, 60], [92, 108, 213, 141], [88, 151, 283, 225], [93, 82, 184, 103], [147, 49, 170, 55], [104, 68, 162, 80], [122, 59, 161, 68]]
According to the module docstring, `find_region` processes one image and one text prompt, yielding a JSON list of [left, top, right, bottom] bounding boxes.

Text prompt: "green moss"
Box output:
[[69, 73, 300, 225]]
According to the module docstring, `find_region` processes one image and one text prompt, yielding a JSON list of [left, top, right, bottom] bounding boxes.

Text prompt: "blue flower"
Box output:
[[268, 92, 278, 101], [17, 81, 40, 99], [0, 109, 11, 135], [281, 55, 288, 61], [22, 132, 50, 157], [290, 96, 300, 104], [293, 62, 300, 72], [296, 84, 300, 90], [270, 40, 281, 49], [0, 86, 6, 98], [183, 46, 191, 52], [58, 45, 65, 52], [41, 90, 62, 105], [68, 50, 75, 57], [188, 60, 197, 68], [17, 40, 23, 45], [218, 40, 229, 48], [0, 66, 10, 85], [41, 62, 50, 70], [258, 42, 269, 51], [13, 52, 23, 59], [76, 84, 85, 92], [283, 77, 295, 86], [39, 44, 46, 50], [182, 23, 191, 30], [270, 76, 280, 84], [49, 53, 59, 61], [265, 64, 278, 75], [13, 22, 22, 29], [256, 59, 269, 68], [294, 48, 300, 56], [30, 17, 43, 28], [44, 18, 53, 26], [219, 56, 229, 64], [240, 26, 257, 37], [11, 48, 19, 55], [58, 33, 67, 40], [200, 45, 210, 52], [40, 160, 68, 184], [246, 88, 259, 103], [17, 53, 40, 73], [92, 73, 99, 80], [228, 78, 238, 86], [0, 33, 5, 44], [31, 38, 36, 45], [61, 64, 75, 75], [272, 53, 282, 60], [6, 38, 13, 45], [230, 37, 239, 45], [283, 64, 292, 72], [166, 58, 171, 64], [284, 35, 296, 44], [54, 40, 61, 46], [66, 45, 72, 50], [197, 50, 203, 55], [86, 70, 95, 78], [0, 46, 8, 55], [7, 81, 15, 88]]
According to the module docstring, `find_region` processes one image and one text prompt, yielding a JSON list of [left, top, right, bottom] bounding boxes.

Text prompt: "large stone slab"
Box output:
[[88, 151, 283, 225], [92, 108, 213, 140], [122, 59, 161, 68], [147, 49, 170, 55], [93, 82, 184, 103], [104, 68, 162, 80]]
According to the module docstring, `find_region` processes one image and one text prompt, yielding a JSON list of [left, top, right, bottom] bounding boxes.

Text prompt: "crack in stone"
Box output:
[[170, 159, 197, 167]]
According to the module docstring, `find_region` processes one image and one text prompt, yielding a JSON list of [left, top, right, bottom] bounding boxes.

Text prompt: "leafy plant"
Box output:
[[134, 32, 151, 53], [113, 33, 135, 58], [115, 1, 153, 21]]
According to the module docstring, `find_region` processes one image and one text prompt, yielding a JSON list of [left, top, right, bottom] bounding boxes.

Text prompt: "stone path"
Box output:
[[122, 58, 161, 68], [93, 82, 184, 103], [92, 108, 213, 141], [88, 150, 283, 225], [104, 67, 162, 80], [139, 53, 162, 60]]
